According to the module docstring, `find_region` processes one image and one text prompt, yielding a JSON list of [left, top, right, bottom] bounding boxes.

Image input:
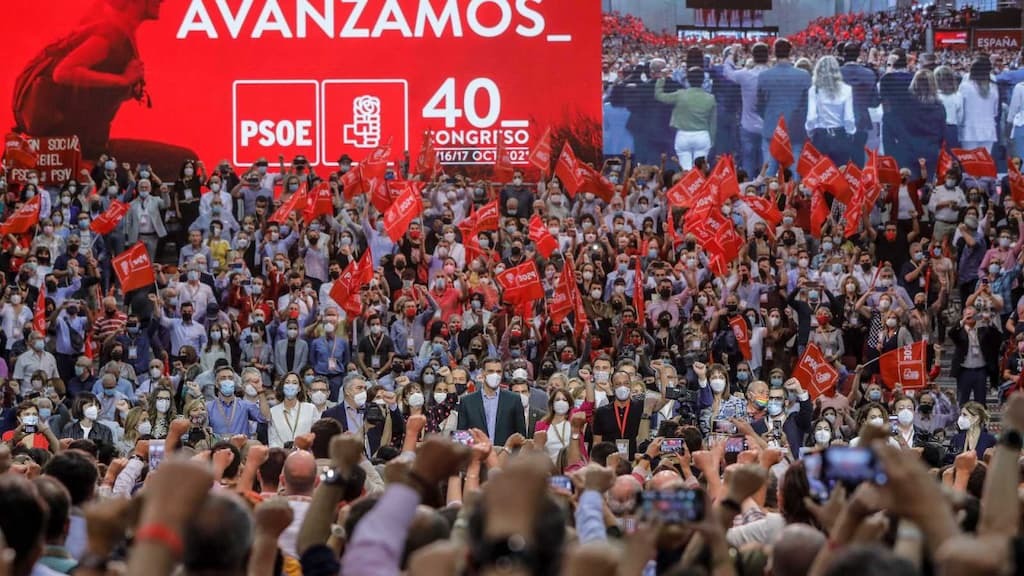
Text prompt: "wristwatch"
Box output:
[[473, 534, 536, 572], [1000, 429, 1023, 451], [330, 523, 346, 540], [319, 467, 347, 487]]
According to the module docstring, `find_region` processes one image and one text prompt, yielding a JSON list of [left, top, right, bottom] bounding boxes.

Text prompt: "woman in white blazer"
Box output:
[[268, 373, 317, 448], [958, 57, 999, 152]]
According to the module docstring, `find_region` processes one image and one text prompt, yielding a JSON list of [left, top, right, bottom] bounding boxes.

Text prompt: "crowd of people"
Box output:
[[7, 4, 1024, 576]]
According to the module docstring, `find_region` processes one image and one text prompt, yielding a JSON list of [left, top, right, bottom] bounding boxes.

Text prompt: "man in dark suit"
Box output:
[[510, 376, 545, 439], [879, 49, 915, 169], [592, 370, 645, 457], [323, 374, 404, 458], [840, 43, 880, 166], [949, 308, 1001, 405], [756, 38, 811, 175], [457, 357, 526, 446]]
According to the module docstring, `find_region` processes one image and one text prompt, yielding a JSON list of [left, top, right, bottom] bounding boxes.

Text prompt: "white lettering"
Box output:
[[515, 0, 543, 36], [297, 0, 333, 38], [372, 0, 413, 37], [467, 0, 512, 38], [415, 0, 462, 37], [177, 0, 219, 38], [253, 0, 293, 38], [240, 120, 313, 147], [340, 0, 371, 38], [218, 0, 256, 38]]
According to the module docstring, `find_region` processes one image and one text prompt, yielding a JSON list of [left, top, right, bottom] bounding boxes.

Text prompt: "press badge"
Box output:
[[128, 346, 138, 361], [407, 337, 415, 353], [616, 439, 629, 456], [328, 357, 338, 371], [371, 355, 381, 369], [184, 189, 194, 200]]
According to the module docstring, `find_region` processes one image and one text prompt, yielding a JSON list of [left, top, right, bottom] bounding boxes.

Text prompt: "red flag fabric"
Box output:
[[633, 258, 645, 325], [860, 148, 882, 205], [952, 147, 997, 179], [83, 333, 94, 360], [112, 242, 156, 293], [555, 143, 583, 196], [303, 182, 334, 223], [494, 138, 515, 182], [769, 115, 794, 167], [579, 167, 617, 203], [665, 169, 706, 208], [792, 343, 839, 401], [528, 126, 553, 177], [843, 186, 865, 238], [528, 214, 559, 258], [329, 249, 373, 317], [729, 315, 751, 360], [937, 147, 954, 180], [474, 200, 500, 232], [666, 209, 681, 247], [1009, 160, 1024, 205], [805, 156, 852, 203], [743, 194, 782, 226], [268, 188, 307, 224], [497, 261, 544, 304], [549, 260, 578, 325], [361, 143, 392, 180], [810, 188, 829, 238], [340, 165, 367, 199], [33, 286, 46, 336], [876, 155, 901, 186], [0, 195, 41, 235], [797, 141, 824, 179], [4, 133, 37, 168], [842, 162, 861, 199], [90, 200, 129, 235], [878, 341, 929, 391], [709, 155, 740, 204], [382, 183, 423, 242], [414, 130, 440, 178]]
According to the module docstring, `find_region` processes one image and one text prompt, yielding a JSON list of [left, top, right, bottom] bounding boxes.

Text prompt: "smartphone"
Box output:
[[803, 451, 830, 501], [713, 420, 737, 435], [724, 437, 747, 454], [889, 415, 899, 435], [23, 423, 37, 434], [637, 489, 705, 523], [149, 443, 165, 471], [661, 438, 684, 454], [822, 446, 887, 492], [450, 430, 475, 446], [549, 475, 573, 492]]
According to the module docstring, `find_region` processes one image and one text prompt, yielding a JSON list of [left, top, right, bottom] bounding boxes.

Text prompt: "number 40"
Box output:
[[423, 77, 501, 129]]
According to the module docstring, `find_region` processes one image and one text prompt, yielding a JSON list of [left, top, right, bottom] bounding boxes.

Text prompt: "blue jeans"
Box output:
[[1013, 126, 1024, 161], [740, 130, 763, 178]]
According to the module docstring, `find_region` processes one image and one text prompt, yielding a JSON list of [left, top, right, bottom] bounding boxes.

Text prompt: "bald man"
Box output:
[[606, 474, 642, 517], [277, 450, 317, 558], [648, 469, 684, 491], [769, 524, 826, 576]]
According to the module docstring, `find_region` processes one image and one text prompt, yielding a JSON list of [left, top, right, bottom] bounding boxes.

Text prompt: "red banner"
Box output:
[[792, 343, 839, 401], [6, 136, 81, 186], [90, 200, 129, 235], [494, 137, 514, 182], [268, 186, 307, 224], [5, 132, 37, 169], [303, 181, 334, 223], [769, 115, 794, 167], [744, 194, 782, 226], [805, 156, 851, 203], [878, 341, 928, 391], [877, 155, 901, 186], [0, 195, 41, 235], [937, 147, 953, 179], [330, 248, 373, 318], [549, 258, 576, 325], [414, 130, 440, 179], [842, 162, 861, 199], [528, 214, 558, 258], [382, 183, 422, 242], [953, 147, 997, 179], [729, 315, 751, 360], [555, 143, 583, 196], [33, 287, 46, 336], [709, 154, 740, 204], [934, 29, 969, 50], [497, 260, 544, 304], [666, 169, 706, 208], [1009, 161, 1024, 205], [528, 126, 553, 177], [797, 140, 824, 179], [340, 165, 367, 199], [473, 199, 500, 232], [844, 186, 865, 238], [112, 242, 156, 293], [973, 28, 1023, 52]]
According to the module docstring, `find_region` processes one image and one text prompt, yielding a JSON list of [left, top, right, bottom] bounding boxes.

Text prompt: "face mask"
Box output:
[[11, 295, 22, 306], [1000, 237, 1012, 248], [897, 408, 914, 425], [75, 366, 85, 377], [370, 325, 383, 336], [946, 179, 956, 188], [353, 391, 367, 407], [38, 408, 52, 420], [191, 414, 207, 427], [22, 415, 39, 427], [957, 415, 972, 430], [770, 376, 783, 387], [868, 416, 885, 428], [885, 318, 897, 328], [594, 390, 608, 407], [989, 264, 1001, 275], [798, 258, 809, 268], [822, 242, 833, 252], [614, 386, 631, 401], [433, 392, 449, 404], [32, 339, 44, 351], [868, 389, 882, 401], [814, 429, 831, 445], [520, 394, 530, 408], [808, 290, 819, 301], [310, 391, 328, 405], [767, 401, 783, 416], [283, 384, 300, 399], [323, 322, 336, 334], [210, 330, 222, 342], [736, 371, 750, 382], [769, 317, 780, 327], [878, 300, 891, 311], [590, 289, 603, 299], [485, 373, 502, 389], [155, 398, 171, 414], [219, 381, 236, 396], [83, 406, 99, 421], [553, 400, 570, 415], [137, 421, 153, 436], [710, 378, 726, 393]]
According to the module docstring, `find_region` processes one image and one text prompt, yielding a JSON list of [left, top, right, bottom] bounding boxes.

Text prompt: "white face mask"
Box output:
[[553, 400, 570, 415], [957, 415, 972, 430], [244, 384, 258, 397], [83, 406, 99, 421], [614, 386, 631, 401], [485, 373, 502, 389], [150, 367, 162, 379], [814, 429, 831, 445], [352, 391, 367, 408], [868, 416, 885, 428], [408, 392, 425, 408], [310, 391, 328, 406], [885, 318, 897, 328], [22, 415, 39, 427], [897, 408, 914, 425], [709, 378, 726, 393], [137, 421, 153, 436], [156, 399, 171, 414], [520, 393, 530, 408], [433, 392, 448, 404]]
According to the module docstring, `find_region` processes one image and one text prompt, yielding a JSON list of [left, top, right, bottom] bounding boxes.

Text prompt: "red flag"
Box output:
[[555, 143, 584, 196], [844, 186, 865, 238], [666, 209, 681, 247], [579, 167, 617, 203], [382, 183, 423, 242], [549, 259, 578, 325], [494, 137, 515, 182], [414, 130, 440, 178], [797, 141, 824, 179], [810, 188, 829, 238], [4, 133, 37, 168], [83, 333, 95, 360], [340, 165, 367, 199], [666, 169, 706, 208], [496, 261, 544, 304], [729, 315, 751, 360], [805, 156, 852, 203], [368, 176, 395, 213], [860, 148, 881, 205], [743, 194, 782, 226], [633, 258, 645, 325], [112, 242, 156, 293], [33, 286, 46, 336], [937, 147, 954, 180], [330, 249, 373, 318], [268, 187, 307, 224], [528, 214, 559, 258], [792, 343, 839, 401], [769, 115, 794, 167], [0, 195, 41, 235], [528, 126, 553, 177], [361, 142, 392, 180], [878, 341, 928, 391], [472, 199, 500, 232], [952, 147, 997, 179], [876, 155, 901, 187], [1009, 160, 1024, 205], [90, 200, 129, 235], [709, 155, 740, 204], [842, 162, 861, 199], [303, 182, 334, 223]]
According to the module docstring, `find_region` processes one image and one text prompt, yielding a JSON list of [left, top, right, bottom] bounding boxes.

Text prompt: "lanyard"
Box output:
[[614, 401, 631, 438], [550, 419, 568, 447], [282, 403, 302, 440]]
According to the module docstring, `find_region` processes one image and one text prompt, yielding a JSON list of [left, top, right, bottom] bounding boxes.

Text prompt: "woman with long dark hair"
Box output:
[[958, 56, 999, 152]]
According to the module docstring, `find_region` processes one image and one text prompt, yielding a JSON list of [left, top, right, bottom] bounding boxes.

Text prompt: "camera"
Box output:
[[185, 427, 207, 447], [365, 402, 387, 426]]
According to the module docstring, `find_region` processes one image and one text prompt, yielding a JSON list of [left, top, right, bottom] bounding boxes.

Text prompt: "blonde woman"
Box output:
[[805, 55, 855, 166], [117, 406, 152, 455]]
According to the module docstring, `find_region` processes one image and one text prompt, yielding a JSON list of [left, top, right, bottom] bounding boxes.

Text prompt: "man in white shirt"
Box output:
[[277, 450, 317, 558], [173, 261, 216, 324], [13, 331, 59, 385], [928, 170, 967, 242]]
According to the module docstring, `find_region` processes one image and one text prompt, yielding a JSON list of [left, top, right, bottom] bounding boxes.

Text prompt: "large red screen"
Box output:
[[0, 0, 601, 174]]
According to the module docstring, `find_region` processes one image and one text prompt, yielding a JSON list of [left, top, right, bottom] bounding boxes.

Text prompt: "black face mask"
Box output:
[[330, 270, 340, 280], [394, 262, 406, 270], [45, 281, 57, 292], [455, 383, 468, 395], [658, 288, 671, 299], [918, 403, 934, 415], [726, 304, 738, 314]]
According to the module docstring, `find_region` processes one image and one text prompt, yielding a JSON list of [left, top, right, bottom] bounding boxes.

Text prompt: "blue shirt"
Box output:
[[206, 397, 266, 436], [53, 311, 87, 355], [158, 315, 207, 356], [114, 332, 155, 376], [482, 390, 499, 441], [309, 336, 350, 376]]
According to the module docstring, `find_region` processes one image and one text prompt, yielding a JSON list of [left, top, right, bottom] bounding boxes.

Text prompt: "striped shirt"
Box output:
[[93, 310, 127, 341]]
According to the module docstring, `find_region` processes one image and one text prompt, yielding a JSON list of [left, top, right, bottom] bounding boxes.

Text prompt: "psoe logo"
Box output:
[[344, 96, 382, 149]]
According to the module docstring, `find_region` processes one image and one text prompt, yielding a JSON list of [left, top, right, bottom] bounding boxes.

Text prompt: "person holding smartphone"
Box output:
[[2, 401, 59, 452]]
